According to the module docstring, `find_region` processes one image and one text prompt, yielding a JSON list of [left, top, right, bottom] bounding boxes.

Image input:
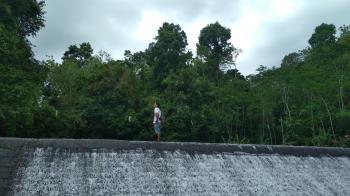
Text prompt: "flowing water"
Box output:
[[10, 147, 350, 196]]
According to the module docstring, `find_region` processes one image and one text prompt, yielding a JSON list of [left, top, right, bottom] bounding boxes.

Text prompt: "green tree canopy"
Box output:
[[62, 42, 93, 66], [281, 52, 303, 67], [0, 0, 46, 137], [308, 23, 336, 48], [1, 1, 349, 147], [146, 22, 192, 90], [196, 22, 239, 84]]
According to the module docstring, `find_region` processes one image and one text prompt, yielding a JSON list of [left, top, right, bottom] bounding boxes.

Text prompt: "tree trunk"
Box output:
[[310, 95, 315, 137], [339, 78, 345, 111], [321, 96, 335, 137], [283, 86, 292, 121], [280, 117, 285, 144], [267, 119, 272, 144], [261, 103, 265, 144]]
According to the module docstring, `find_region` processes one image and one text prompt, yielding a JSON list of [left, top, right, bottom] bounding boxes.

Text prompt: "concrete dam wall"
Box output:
[[1, 138, 350, 195]]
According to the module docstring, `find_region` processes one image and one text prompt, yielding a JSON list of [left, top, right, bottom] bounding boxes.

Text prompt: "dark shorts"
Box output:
[[154, 122, 161, 134]]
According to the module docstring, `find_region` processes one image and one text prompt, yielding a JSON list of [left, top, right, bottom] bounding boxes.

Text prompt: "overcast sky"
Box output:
[[30, 0, 350, 75]]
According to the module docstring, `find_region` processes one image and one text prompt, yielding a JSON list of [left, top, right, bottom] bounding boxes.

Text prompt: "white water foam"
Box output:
[[11, 148, 350, 196]]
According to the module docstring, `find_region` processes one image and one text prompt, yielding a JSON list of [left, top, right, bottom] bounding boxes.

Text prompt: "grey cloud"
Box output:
[[236, 0, 350, 75], [148, 0, 243, 22], [31, 0, 244, 62], [31, 0, 144, 60], [30, 0, 350, 76]]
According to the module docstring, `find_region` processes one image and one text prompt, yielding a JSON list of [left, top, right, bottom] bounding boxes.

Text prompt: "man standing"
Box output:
[[153, 102, 162, 142]]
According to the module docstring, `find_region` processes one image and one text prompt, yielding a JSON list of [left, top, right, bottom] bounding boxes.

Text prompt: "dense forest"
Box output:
[[1, 0, 349, 147]]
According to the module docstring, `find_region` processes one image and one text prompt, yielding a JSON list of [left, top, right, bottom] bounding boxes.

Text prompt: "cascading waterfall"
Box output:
[[11, 147, 350, 196]]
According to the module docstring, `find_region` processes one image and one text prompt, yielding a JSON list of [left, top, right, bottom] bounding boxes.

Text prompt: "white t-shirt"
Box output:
[[153, 107, 161, 123]]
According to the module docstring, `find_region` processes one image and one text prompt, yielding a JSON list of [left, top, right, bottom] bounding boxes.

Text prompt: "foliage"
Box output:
[[0, 0, 46, 137], [1, 3, 349, 147], [145, 22, 192, 90], [62, 42, 93, 66], [196, 22, 240, 84]]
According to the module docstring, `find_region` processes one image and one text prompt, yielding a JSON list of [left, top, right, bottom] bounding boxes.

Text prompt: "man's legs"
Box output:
[[154, 122, 161, 142]]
